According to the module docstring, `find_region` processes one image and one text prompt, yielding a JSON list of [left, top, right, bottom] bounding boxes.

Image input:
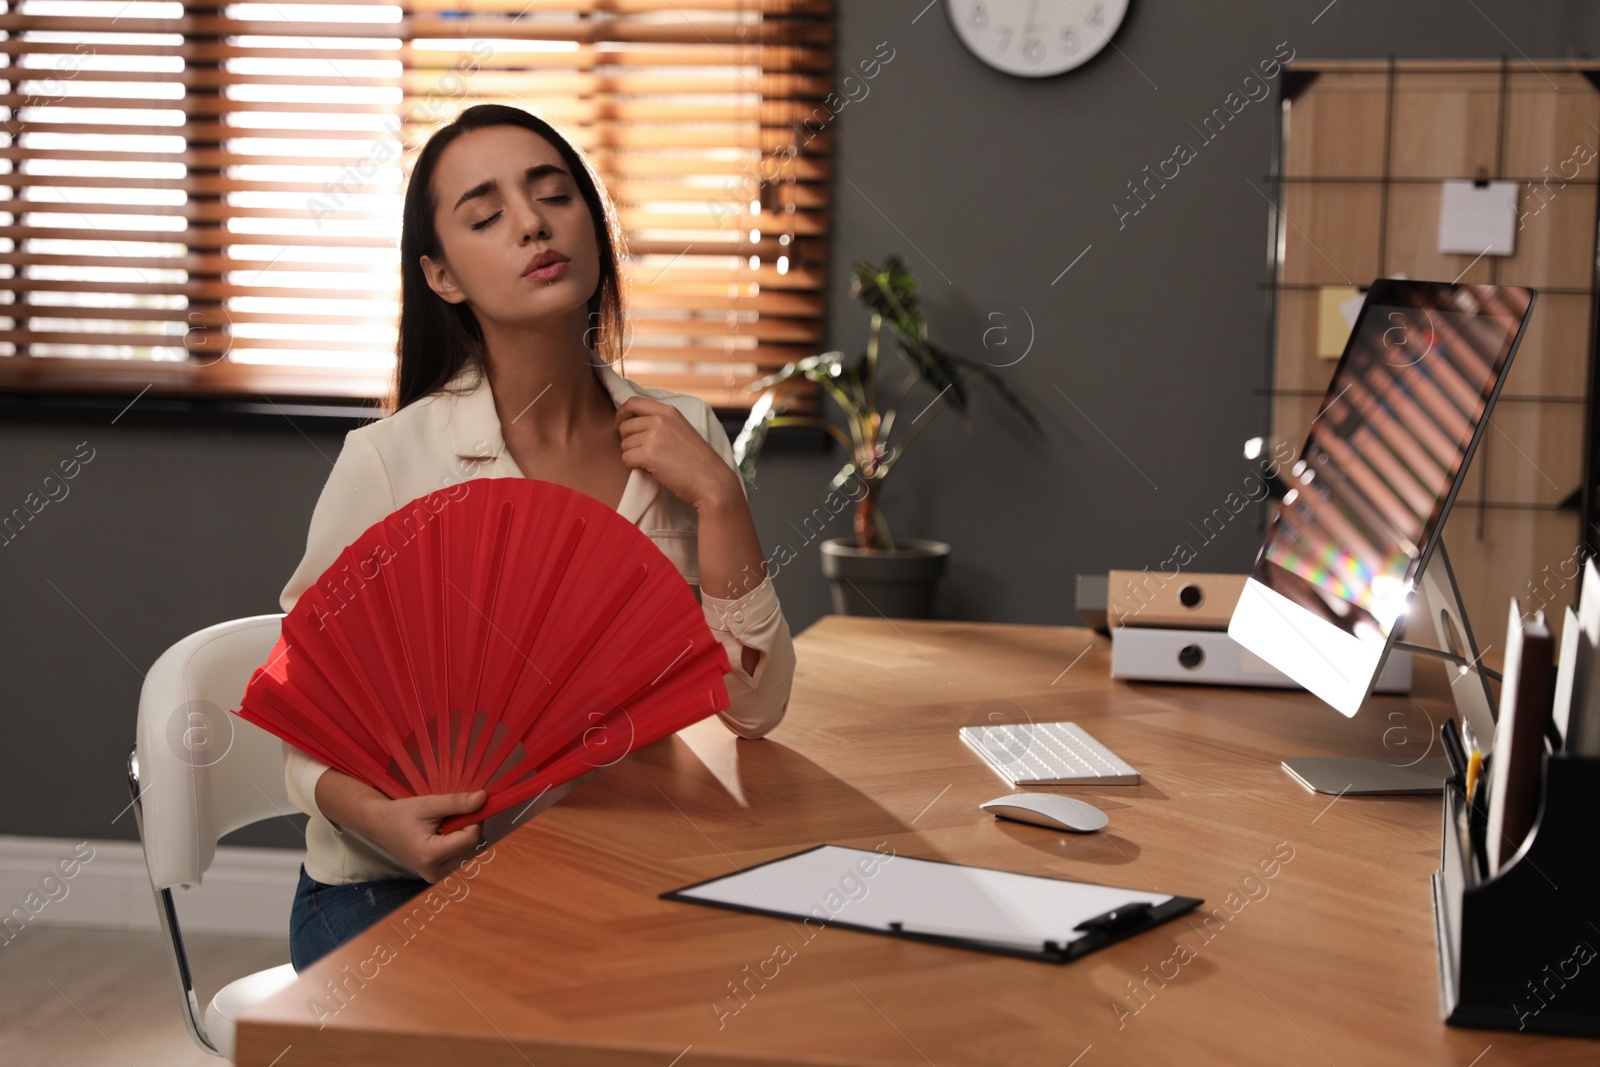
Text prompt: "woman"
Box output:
[[279, 104, 797, 971]]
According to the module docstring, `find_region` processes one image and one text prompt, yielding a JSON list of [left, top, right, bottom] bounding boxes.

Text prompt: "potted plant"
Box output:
[[733, 254, 1041, 618]]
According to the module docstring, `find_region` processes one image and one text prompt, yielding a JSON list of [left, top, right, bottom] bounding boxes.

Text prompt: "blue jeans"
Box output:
[[289, 863, 429, 972]]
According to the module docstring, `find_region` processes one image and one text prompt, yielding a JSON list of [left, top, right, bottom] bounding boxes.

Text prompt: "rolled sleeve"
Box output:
[[702, 575, 795, 739], [691, 400, 794, 739], [277, 429, 396, 820], [283, 741, 333, 820]]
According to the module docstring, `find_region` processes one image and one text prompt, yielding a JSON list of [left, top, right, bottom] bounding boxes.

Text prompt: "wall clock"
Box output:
[[944, 1, 1131, 78]]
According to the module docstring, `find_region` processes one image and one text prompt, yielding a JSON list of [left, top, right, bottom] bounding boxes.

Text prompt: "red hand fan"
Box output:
[[233, 477, 731, 836]]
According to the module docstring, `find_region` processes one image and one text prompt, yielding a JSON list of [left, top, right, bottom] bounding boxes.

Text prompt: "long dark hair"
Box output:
[[389, 104, 630, 414]]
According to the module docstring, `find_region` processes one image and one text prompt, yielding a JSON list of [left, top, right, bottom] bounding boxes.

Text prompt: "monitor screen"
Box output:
[[1230, 279, 1536, 716]]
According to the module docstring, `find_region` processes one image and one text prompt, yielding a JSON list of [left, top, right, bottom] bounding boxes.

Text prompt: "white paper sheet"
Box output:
[[671, 844, 1174, 947], [1438, 180, 1518, 256], [1551, 605, 1581, 745]]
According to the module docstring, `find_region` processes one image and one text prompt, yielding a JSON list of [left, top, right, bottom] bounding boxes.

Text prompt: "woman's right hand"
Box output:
[[314, 769, 487, 883], [359, 792, 488, 883]]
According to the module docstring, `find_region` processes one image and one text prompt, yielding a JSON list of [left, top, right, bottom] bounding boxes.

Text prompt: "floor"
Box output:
[[0, 925, 289, 1066]]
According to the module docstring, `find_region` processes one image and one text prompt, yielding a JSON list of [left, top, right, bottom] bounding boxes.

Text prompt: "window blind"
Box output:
[[0, 0, 834, 412]]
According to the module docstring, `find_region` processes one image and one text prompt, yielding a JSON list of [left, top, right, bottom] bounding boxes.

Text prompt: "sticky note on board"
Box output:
[[1318, 286, 1360, 359], [1438, 180, 1518, 256], [1339, 289, 1365, 329]]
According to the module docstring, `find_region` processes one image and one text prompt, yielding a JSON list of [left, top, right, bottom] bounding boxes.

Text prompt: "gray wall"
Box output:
[[3, 0, 1596, 845], [824, 0, 1599, 626]]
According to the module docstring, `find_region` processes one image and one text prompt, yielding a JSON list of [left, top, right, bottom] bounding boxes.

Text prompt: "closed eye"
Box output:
[[471, 196, 572, 231]]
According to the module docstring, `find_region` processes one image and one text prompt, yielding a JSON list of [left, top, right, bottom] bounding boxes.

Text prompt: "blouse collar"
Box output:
[[440, 357, 660, 524]]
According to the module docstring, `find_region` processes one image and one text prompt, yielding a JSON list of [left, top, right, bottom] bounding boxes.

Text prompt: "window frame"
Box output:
[[0, 0, 836, 419]]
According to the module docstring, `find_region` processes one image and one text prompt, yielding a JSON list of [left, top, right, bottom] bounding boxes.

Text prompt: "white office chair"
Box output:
[[127, 613, 300, 1061]]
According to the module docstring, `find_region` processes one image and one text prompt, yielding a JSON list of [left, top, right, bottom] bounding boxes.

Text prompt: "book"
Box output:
[[1568, 559, 1600, 757], [1485, 599, 1555, 874]]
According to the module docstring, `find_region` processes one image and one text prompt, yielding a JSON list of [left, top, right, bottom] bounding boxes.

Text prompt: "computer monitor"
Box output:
[[1229, 279, 1536, 784]]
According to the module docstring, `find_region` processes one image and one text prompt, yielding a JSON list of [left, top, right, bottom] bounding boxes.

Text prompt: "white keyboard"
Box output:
[[958, 721, 1141, 786]]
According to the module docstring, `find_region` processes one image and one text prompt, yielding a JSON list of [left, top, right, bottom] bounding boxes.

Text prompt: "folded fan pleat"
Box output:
[[233, 478, 733, 828]]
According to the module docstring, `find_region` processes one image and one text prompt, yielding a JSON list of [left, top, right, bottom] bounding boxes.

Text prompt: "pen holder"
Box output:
[[1431, 752, 1600, 1036]]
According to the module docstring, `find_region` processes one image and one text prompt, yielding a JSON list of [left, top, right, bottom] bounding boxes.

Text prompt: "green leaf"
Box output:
[[746, 349, 861, 423], [824, 460, 859, 501], [746, 349, 847, 394], [893, 333, 971, 414], [945, 351, 1043, 434], [740, 253, 1045, 499], [732, 390, 781, 482], [850, 254, 921, 322]]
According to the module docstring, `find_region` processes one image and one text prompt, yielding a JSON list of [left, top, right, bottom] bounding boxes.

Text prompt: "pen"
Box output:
[[1440, 719, 1468, 785], [1464, 748, 1482, 802], [1467, 759, 1491, 881], [888, 920, 1065, 954], [1461, 718, 1484, 767]]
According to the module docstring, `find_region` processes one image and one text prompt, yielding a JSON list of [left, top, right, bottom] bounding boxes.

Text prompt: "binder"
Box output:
[[661, 844, 1203, 964], [1110, 625, 1414, 692], [1074, 573, 1111, 636], [1107, 570, 1246, 630]]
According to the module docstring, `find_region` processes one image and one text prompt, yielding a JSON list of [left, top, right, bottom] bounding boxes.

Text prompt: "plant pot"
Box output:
[[819, 537, 950, 619]]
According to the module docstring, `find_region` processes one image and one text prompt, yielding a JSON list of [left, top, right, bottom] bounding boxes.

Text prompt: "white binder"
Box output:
[[1111, 626, 1413, 692]]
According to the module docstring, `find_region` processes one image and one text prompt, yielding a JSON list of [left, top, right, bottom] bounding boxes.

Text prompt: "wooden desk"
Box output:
[[238, 617, 1595, 1065]]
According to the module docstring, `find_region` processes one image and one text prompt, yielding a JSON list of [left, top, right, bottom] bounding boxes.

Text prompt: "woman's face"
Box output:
[[419, 124, 602, 334]]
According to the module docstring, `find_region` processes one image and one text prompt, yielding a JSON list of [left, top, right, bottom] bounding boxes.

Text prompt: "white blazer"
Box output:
[[277, 357, 796, 884]]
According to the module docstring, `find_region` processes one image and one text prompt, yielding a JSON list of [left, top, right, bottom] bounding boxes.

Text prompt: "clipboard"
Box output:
[[661, 844, 1203, 964]]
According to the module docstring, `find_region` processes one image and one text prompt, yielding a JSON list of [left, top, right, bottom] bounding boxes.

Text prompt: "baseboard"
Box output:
[[0, 836, 299, 941]]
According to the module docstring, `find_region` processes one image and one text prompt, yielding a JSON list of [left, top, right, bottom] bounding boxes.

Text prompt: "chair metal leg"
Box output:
[[127, 745, 223, 1058]]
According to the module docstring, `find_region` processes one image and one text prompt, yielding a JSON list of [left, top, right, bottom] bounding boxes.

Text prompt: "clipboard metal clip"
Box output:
[[1074, 901, 1154, 934]]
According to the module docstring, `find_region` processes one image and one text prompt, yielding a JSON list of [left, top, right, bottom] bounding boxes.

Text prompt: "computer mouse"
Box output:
[[980, 792, 1108, 833]]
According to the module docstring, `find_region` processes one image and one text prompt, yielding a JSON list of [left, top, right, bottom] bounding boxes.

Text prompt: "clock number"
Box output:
[[950, 0, 1126, 76]]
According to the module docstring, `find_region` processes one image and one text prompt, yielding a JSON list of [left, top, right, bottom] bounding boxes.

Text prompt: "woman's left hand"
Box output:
[[616, 396, 740, 512]]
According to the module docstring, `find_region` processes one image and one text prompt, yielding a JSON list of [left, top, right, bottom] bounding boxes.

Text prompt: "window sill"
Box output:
[[0, 359, 834, 446], [0, 391, 837, 449], [0, 390, 385, 431], [714, 412, 836, 455], [0, 356, 390, 402]]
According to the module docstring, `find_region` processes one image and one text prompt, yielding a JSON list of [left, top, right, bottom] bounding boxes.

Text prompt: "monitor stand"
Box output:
[[1280, 542, 1501, 796], [1280, 755, 1454, 795]]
